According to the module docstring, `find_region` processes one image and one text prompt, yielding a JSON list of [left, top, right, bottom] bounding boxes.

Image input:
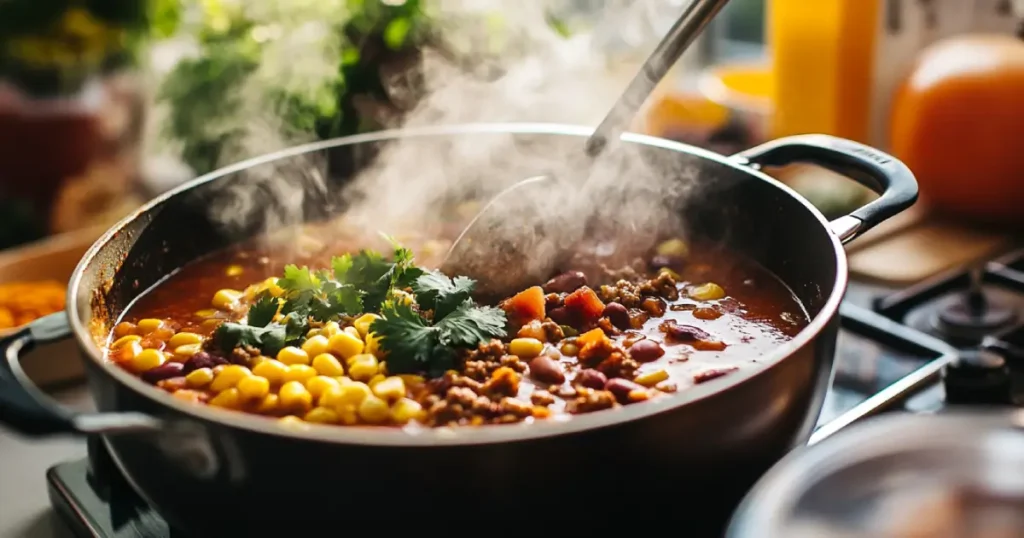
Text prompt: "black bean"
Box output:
[[142, 362, 185, 384], [602, 302, 630, 330], [543, 271, 588, 294]]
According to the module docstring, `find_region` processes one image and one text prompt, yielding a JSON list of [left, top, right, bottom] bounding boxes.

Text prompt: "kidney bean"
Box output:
[[575, 368, 607, 390], [604, 378, 646, 403], [693, 366, 739, 384], [529, 356, 565, 385], [182, 351, 228, 374], [547, 307, 576, 326], [659, 320, 712, 341], [142, 362, 185, 384], [602, 302, 630, 330], [543, 271, 588, 294], [629, 339, 665, 363]]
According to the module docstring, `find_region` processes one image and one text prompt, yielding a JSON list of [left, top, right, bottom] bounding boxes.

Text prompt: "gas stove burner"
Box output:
[[930, 292, 1019, 340]]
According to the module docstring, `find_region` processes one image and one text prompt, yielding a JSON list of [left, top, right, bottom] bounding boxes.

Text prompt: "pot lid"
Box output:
[[727, 410, 1024, 538]]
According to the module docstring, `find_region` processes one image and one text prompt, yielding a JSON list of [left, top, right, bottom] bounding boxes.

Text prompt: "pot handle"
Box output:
[[0, 312, 160, 437], [732, 134, 918, 243]]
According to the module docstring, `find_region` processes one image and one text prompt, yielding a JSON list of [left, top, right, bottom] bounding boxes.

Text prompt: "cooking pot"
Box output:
[[0, 124, 916, 536]]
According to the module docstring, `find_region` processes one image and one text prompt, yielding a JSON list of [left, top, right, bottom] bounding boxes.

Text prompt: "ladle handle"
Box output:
[[585, 0, 732, 157]]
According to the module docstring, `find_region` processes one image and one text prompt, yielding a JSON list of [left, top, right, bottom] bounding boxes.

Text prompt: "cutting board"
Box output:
[[0, 226, 104, 388]]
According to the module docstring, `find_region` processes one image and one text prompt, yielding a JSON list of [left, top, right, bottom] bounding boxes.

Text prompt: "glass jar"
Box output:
[[0, 5, 149, 249]]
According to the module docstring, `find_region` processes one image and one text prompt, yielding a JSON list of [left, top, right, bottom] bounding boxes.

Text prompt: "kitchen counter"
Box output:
[[0, 385, 91, 538]]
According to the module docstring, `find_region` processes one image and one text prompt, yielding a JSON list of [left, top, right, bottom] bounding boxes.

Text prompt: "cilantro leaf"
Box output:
[[371, 302, 440, 374], [436, 300, 507, 348], [213, 322, 288, 356], [247, 293, 279, 327], [331, 254, 353, 281], [277, 264, 318, 293], [413, 271, 476, 320], [309, 281, 363, 320]]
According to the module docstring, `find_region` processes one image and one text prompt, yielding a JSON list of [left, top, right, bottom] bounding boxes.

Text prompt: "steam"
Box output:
[[163, 0, 703, 271]]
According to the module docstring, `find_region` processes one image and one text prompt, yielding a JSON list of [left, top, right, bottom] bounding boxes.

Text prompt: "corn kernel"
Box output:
[[129, 348, 165, 372], [560, 342, 579, 356], [353, 313, 380, 337], [397, 374, 425, 386], [334, 375, 352, 385], [328, 332, 364, 360], [367, 374, 386, 388], [113, 341, 143, 362], [306, 328, 320, 339], [337, 404, 359, 425], [172, 344, 202, 362], [311, 353, 345, 377], [276, 346, 310, 366], [343, 326, 360, 339], [201, 319, 222, 331], [278, 415, 307, 429], [634, 369, 670, 387], [357, 395, 390, 424], [393, 289, 414, 305], [509, 338, 544, 359], [365, 332, 382, 358], [252, 359, 288, 385], [267, 279, 284, 297], [210, 388, 242, 409], [318, 386, 344, 409], [320, 321, 341, 338], [305, 376, 340, 399], [137, 319, 163, 335], [372, 376, 406, 402], [690, 282, 725, 301], [282, 364, 317, 385], [279, 381, 313, 413], [211, 289, 243, 310], [656, 238, 689, 258], [225, 264, 244, 277], [185, 367, 214, 388], [111, 334, 142, 349], [391, 398, 423, 425], [194, 308, 218, 319], [113, 322, 137, 338], [209, 365, 252, 393], [301, 335, 330, 359], [304, 407, 339, 424], [347, 354, 378, 381], [334, 382, 371, 408], [256, 394, 280, 414], [168, 332, 203, 348], [237, 375, 271, 401]]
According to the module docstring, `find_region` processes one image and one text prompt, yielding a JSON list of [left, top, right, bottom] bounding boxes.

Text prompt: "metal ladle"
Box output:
[[442, 0, 732, 297]]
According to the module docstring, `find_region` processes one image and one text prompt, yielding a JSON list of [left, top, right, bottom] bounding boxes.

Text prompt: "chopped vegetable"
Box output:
[[507, 285, 545, 321], [564, 286, 605, 321]]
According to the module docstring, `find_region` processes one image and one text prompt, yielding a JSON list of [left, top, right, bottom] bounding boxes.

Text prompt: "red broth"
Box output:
[[106, 229, 808, 429]]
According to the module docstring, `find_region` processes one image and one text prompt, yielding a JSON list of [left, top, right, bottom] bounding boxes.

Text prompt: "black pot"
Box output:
[[0, 124, 916, 536]]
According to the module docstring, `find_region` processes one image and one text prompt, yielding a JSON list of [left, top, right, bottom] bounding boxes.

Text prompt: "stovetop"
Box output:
[[46, 248, 1024, 538]]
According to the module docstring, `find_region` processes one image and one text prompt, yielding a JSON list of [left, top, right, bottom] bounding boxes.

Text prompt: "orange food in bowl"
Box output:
[[0, 280, 66, 329], [890, 35, 1024, 226]]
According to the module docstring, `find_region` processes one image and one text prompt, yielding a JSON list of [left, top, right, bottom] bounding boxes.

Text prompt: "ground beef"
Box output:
[[593, 351, 639, 380], [462, 339, 526, 382], [564, 387, 618, 414]]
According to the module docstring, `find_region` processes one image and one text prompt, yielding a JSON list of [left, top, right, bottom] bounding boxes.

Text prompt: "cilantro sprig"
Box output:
[[212, 238, 506, 376], [372, 271, 506, 376]]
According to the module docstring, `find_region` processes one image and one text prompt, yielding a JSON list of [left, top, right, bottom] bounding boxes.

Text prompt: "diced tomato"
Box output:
[[508, 286, 545, 321], [564, 286, 605, 321]]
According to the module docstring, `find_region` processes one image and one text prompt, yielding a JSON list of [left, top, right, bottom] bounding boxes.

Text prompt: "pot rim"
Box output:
[[67, 122, 848, 446]]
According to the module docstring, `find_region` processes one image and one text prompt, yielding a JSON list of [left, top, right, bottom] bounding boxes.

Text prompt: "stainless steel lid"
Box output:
[[727, 411, 1024, 538]]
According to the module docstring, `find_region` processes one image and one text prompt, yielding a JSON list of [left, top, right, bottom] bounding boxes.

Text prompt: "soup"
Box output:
[[104, 226, 808, 429]]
